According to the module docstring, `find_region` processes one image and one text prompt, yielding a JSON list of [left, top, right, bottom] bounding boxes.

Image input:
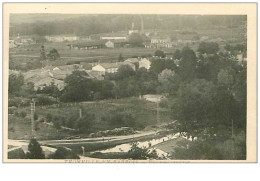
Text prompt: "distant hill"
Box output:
[[10, 14, 87, 24], [10, 14, 246, 37]]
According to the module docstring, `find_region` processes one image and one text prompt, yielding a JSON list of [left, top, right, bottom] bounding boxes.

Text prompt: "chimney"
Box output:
[[79, 108, 82, 118]]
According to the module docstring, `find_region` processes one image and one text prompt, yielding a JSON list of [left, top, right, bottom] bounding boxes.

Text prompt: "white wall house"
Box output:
[[92, 64, 107, 74], [151, 37, 171, 44], [101, 36, 127, 40], [139, 58, 151, 70], [45, 35, 79, 42], [105, 40, 115, 48], [92, 62, 136, 74]]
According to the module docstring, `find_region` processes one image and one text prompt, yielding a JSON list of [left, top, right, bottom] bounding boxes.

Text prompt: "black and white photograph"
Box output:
[[3, 3, 257, 163]]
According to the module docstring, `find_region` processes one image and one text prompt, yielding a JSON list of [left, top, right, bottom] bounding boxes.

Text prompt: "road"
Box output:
[[8, 130, 157, 146]]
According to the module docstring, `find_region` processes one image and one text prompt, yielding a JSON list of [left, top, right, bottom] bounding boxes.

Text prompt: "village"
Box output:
[[8, 15, 247, 160]]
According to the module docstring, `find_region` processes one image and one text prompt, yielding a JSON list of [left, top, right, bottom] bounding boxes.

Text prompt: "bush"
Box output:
[[25, 138, 45, 159], [127, 142, 158, 160], [34, 113, 38, 120], [14, 111, 27, 118], [154, 50, 166, 58], [46, 113, 53, 123], [36, 95, 56, 105], [49, 147, 79, 159], [39, 118, 45, 123]]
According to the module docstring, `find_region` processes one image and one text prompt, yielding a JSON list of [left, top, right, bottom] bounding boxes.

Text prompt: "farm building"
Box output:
[[68, 40, 107, 50], [92, 62, 136, 74], [45, 34, 79, 42], [151, 36, 171, 44], [105, 40, 128, 48], [142, 94, 166, 103], [100, 33, 128, 40]]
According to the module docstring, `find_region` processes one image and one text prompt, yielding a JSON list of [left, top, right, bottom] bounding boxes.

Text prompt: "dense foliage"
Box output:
[[26, 138, 45, 159]]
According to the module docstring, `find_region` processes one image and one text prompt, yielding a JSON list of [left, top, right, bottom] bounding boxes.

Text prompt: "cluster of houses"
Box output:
[[9, 34, 35, 48], [21, 57, 152, 91]]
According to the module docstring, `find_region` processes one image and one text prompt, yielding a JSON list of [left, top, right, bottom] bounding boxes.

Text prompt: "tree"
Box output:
[[173, 49, 181, 60], [40, 45, 46, 61], [99, 80, 115, 99], [75, 113, 95, 133], [115, 65, 136, 80], [129, 33, 144, 47], [154, 50, 165, 58], [158, 69, 178, 93], [217, 68, 235, 89], [196, 54, 223, 83], [172, 79, 216, 139], [150, 59, 166, 74], [9, 73, 24, 95], [37, 81, 61, 98], [198, 42, 219, 54], [178, 46, 198, 82], [47, 48, 60, 61], [61, 70, 94, 102], [26, 138, 45, 159], [118, 53, 124, 62], [50, 147, 79, 159]]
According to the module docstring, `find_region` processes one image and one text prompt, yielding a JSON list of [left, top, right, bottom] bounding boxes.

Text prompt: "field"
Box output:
[[10, 44, 178, 71], [9, 26, 246, 72], [8, 97, 173, 140]]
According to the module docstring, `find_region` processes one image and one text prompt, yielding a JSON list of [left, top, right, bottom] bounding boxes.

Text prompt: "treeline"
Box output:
[[10, 14, 246, 36]]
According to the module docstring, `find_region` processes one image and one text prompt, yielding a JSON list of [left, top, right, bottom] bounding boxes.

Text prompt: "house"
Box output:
[[86, 70, 104, 80], [9, 40, 17, 48], [34, 77, 65, 90], [142, 94, 166, 103], [124, 58, 140, 69], [236, 53, 247, 63], [128, 29, 139, 35], [12, 34, 35, 46], [146, 36, 173, 49], [144, 42, 157, 48], [105, 40, 128, 48], [92, 62, 135, 74], [50, 64, 84, 80], [92, 63, 118, 74], [79, 36, 91, 41], [100, 33, 127, 40], [68, 40, 107, 50], [156, 42, 173, 48], [45, 35, 79, 42], [124, 58, 140, 64], [139, 58, 151, 70], [151, 36, 171, 44], [23, 64, 84, 90]]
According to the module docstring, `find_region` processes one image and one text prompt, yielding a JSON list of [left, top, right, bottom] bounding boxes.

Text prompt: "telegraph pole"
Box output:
[[79, 108, 82, 118], [157, 101, 160, 124], [31, 99, 35, 137], [231, 119, 234, 159]]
